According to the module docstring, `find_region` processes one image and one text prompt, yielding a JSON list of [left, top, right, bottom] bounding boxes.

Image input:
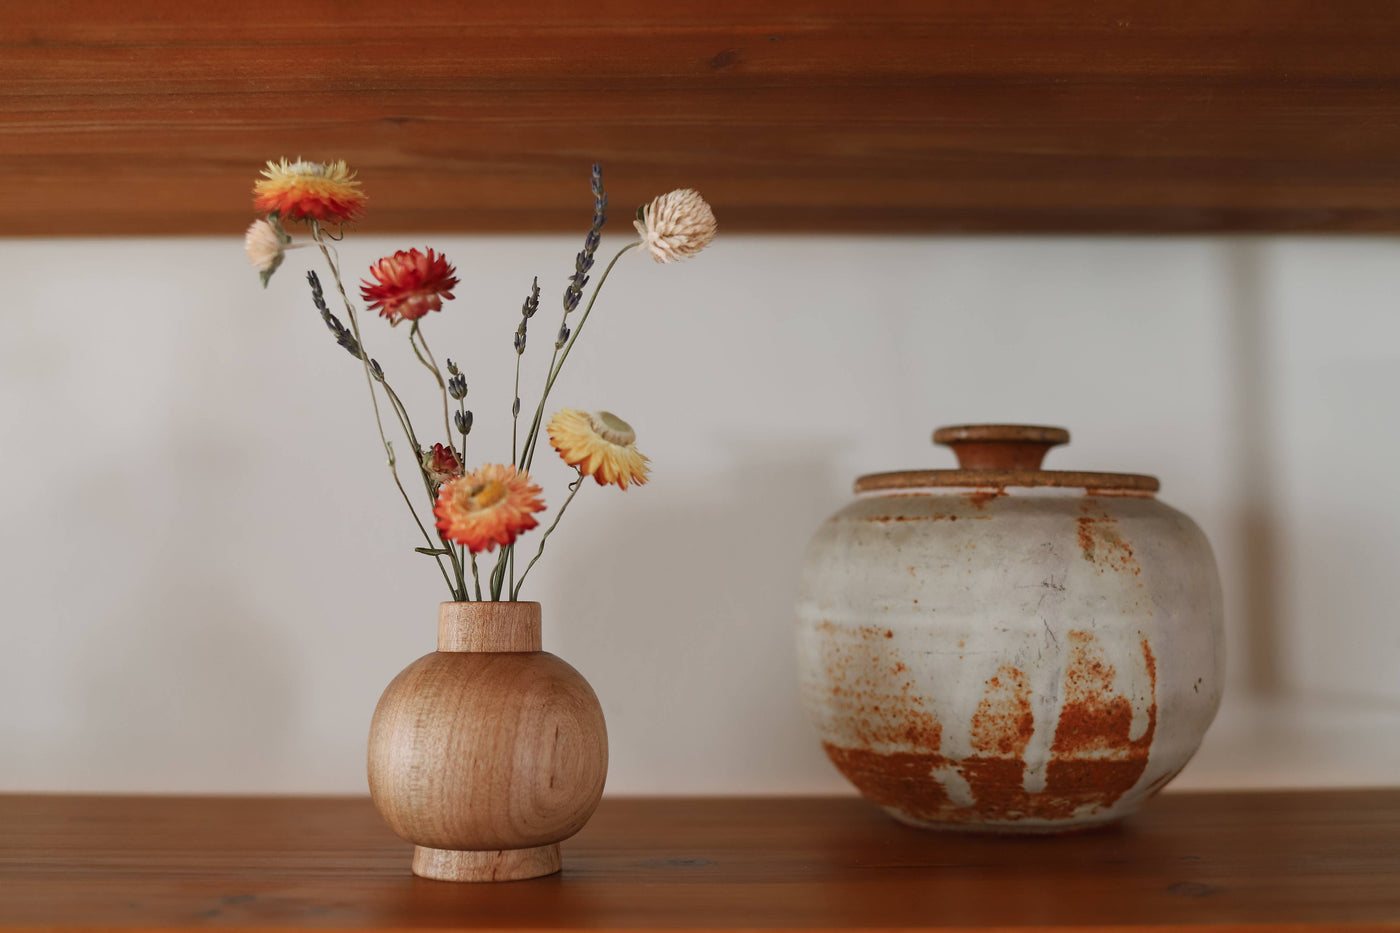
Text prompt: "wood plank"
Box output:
[[3, 2, 1400, 235], [1, 792, 1398, 930]]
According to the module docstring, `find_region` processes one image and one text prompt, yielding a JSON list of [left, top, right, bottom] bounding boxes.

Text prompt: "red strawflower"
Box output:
[[421, 443, 463, 487], [360, 248, 459, 326]]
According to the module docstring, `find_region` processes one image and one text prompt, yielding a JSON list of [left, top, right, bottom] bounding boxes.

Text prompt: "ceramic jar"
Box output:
[[797, 425, 1223, 831], [367, 601, 608, 881]]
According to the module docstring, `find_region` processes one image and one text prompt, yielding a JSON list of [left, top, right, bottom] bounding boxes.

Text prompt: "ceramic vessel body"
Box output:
[[797, 487, 1224, 831], [367, 602, 607, 880]]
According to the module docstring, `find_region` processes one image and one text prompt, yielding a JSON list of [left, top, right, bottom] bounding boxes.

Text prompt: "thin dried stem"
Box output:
[[512, 470, 585, 599], [410, 321, 453, 445], [310, 222, 459, 598]]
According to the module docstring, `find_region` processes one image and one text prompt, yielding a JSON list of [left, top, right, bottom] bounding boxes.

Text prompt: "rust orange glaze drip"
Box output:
[[960, 666, 1035, 819], [1040, 633, 1158, 817], [822, 631, 1158, 825], [966, 489, 1005, 509], [817, 621, 942, 751], [1076, 499, 1141, 575]]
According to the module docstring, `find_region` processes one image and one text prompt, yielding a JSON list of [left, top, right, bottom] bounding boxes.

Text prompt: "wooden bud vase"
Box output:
[[367, 602, 608, 882]]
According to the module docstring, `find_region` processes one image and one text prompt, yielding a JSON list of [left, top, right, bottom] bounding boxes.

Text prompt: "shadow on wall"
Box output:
[[553, 435, 852, 794], [1224, 241, 1284, 698]]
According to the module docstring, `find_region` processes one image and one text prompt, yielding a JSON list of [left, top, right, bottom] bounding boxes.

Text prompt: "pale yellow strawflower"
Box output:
[[547, 409, 650, 489], [633, 189, 716, 263]]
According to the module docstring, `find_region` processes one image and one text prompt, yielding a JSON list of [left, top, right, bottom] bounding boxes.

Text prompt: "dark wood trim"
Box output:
[[5, 2, 1400, 234]]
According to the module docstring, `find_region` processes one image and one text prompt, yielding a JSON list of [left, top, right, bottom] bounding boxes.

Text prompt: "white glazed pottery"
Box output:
[[796, 425, 1224, 831]]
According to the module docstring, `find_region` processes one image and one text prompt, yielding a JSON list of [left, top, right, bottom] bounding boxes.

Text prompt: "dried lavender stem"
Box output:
[[385, 443, 457, 595], [310, 222, 461, 599], [519, 241, 639, 471], [381, 378, 469, 597], [458, 398, 469, 466], [512, 351, 523, 464]]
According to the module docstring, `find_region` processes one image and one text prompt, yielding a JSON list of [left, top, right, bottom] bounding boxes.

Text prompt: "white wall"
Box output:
[[1, 234, 1397, 794]]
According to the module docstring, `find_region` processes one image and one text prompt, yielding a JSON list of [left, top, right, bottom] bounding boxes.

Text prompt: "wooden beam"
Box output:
[[4, 1, 1400, 234]]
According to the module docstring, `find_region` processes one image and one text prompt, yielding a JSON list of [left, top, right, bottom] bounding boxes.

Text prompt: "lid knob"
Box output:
[[933, 424, 1070, 471]]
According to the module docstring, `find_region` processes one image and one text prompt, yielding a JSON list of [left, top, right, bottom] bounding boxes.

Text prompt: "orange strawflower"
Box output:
[[253, 158, 367, 225], [434, 464, 545, 553], [360, 248, 459, 326], [547, 409, 650, 489]]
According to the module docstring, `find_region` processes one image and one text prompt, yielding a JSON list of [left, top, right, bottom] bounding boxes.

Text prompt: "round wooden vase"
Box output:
[[367, 602, 608, 882]]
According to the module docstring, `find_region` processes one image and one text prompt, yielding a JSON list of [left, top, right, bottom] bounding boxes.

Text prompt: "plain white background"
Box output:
[[2, 232, 1398, 793]]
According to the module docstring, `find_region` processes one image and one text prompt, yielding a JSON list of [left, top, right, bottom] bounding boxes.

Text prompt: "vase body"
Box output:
[[367, 602, 607, 881], [796, 425, 1224, 832]]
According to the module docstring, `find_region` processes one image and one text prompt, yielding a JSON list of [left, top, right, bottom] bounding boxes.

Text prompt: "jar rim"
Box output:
[[854, 469, 1160, 495]]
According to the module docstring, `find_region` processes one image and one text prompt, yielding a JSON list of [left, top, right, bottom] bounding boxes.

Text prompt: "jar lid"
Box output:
[[854, 424, 1160, 494]]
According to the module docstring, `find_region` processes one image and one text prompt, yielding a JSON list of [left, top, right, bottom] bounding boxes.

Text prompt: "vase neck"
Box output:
[[437, 602, 542, 652]]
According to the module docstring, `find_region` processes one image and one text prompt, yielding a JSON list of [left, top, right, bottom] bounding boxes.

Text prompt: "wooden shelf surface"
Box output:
[[5, 2, 1400, 235], [1, 791, 1398, 930]]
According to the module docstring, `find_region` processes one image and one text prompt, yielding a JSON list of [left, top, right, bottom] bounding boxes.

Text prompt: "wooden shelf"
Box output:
[[1, 792, 1398, 930], [5, 2, 1400, 235]]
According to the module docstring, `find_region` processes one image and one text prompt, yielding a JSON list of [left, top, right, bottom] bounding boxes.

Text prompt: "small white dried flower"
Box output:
[[633, 189, 716, 263], [244, 216, 292, 287]]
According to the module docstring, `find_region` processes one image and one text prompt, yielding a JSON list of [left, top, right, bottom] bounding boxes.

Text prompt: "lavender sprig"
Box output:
[[562, 164, 606, 314], [307, 270, 361, 359], [511, 276, 541, 463], [516, 164, 619, 473], [522, 276, 541, 322]]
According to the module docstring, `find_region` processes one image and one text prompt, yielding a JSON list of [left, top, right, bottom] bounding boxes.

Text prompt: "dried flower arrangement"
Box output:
[[246, 159, 715, 601]]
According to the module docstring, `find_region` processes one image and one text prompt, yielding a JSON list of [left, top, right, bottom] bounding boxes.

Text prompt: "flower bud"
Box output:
[[420, 443, 463, 486]]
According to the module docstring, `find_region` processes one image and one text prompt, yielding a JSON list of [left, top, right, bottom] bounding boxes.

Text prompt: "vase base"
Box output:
[[411, 843, 562, 882]]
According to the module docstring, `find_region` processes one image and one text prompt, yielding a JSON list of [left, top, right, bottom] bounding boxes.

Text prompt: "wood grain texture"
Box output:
[[4, 1, 1400, 235], [0, 793, 1398, 929], [437, 601, 541, 652], [367, 602, 607, 881], [412, 843, 562, 884]]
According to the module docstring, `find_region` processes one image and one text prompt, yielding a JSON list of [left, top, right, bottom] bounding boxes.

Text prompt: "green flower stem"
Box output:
[[409, 321, 453, 446], [385, 443, 457, 595], [489, 550, 508, 601], [497, 240, 637, 601], [382, 379, 468, 598], [508, 358, 521, 603], [512, 349, 523, 464], [512, 470, 585, 600], [518, 241, 638, 471], [507, 339, 525, 597], [310, 222, 460, 600]]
